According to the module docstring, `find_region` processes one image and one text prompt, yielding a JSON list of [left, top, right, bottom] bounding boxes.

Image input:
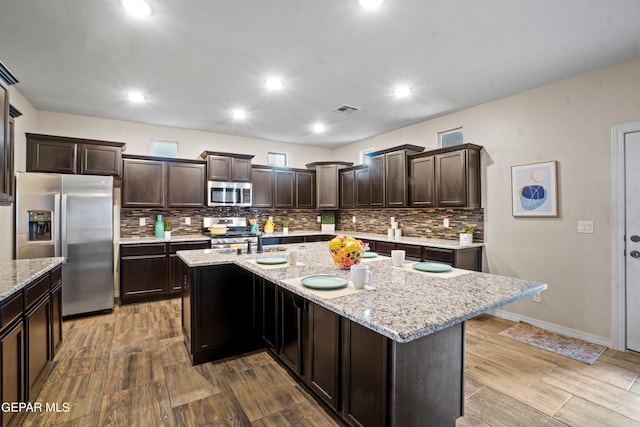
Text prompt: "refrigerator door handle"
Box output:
[[54, 192, 62, 258], [61, 194, 68, 260]]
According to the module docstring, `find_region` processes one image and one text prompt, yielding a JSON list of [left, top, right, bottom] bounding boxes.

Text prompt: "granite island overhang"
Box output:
[[177, 241, 546, 427]]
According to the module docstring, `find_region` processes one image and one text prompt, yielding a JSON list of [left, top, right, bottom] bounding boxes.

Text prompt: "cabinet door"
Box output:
[[80, 144, 122, 176], [120, 244, 169, 303], [122, 159, 166, 207], [274, 170, 296, 209], [169, 241, 210, 295], [206, 156, 231, 181], [342, 319, 388, 427], [395, 243, 422, 261], [262, 279, 278, 350], [26, 296, 51, 401], [340, 169, 355, 209], [167, 162, 206, 208], [296, 170, 315, 209], [385, 151, 408, 207], [369, 155, 385, 207], [1, 321, 24, 427], [231, 157, 252, 182], [308, 303, 341, 410], [50, 284, 63, 357], [181, 262, 192, 352], [279, 288, 306, 376], [252, 168, 274, 208], [26, 138, 77, 174], [436, 150, 467, 207], [355, 167, 370, 208], [0, 82, 7, 202], [409, 155, 436, 207], [316, 164, 339, 209], [375, 241, 395, 256]]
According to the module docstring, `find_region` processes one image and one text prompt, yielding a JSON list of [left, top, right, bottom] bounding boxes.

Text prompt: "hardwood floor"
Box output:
[[20, 299, 640, 427]]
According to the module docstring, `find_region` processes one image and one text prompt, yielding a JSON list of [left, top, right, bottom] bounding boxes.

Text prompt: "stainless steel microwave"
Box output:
[[207, 181, 252, 207]]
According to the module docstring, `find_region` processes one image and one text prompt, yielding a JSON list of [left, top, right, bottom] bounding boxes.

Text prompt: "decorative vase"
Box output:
[[154, 215, 164, 238], [282, 227, 289, 235], [164, 231, 171, 240], [459, 233, 473, 246], [321, 223, 335, 233], [329, 236, 365, 270]]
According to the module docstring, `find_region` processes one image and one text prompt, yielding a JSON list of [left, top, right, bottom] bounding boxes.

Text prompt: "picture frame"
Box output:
[[511, 160, 558, 217]]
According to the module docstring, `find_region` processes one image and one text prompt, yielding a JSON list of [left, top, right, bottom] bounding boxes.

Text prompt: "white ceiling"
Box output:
[[2, 0, 640, 147]]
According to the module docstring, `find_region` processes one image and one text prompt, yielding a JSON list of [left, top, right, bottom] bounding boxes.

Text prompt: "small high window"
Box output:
[[151, 139, 178, 157], [438, 128, 464, 148], [268, 152, 287, 167]]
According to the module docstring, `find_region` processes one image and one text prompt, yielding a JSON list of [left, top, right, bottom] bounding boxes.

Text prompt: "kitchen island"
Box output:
[[178, 242, 545, 427]]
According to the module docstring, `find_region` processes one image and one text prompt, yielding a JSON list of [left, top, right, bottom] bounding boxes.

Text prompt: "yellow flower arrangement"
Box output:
[[329, 235, 366, 269]]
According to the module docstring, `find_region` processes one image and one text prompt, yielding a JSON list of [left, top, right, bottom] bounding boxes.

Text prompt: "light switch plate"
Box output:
[[578, 220, 594, 234], [139, 217, 146, 226], [184, 217, 191, 225], [443, 218, 449, 228]]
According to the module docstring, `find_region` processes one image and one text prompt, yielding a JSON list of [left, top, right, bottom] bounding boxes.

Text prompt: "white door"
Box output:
[[625, 130, 640, 352]]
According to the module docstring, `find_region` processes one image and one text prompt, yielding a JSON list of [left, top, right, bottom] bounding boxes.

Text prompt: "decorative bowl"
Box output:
[[329, 236, 366, 269]]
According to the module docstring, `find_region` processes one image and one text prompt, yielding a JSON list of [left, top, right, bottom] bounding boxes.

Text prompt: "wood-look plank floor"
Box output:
[[19, 300, 640, 427]]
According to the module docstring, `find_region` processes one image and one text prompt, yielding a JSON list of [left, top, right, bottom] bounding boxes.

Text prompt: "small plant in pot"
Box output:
[[164, 221, 172, 240], [281, 218, 291, 235], [459, 225, 474, 246], [321, 211, 336, 233]]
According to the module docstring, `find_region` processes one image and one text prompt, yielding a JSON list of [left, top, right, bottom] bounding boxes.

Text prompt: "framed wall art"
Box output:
[[511, 160, 558, 217]]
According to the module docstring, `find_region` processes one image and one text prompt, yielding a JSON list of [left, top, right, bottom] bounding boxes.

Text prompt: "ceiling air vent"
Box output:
[[333, 104, 361, 115]]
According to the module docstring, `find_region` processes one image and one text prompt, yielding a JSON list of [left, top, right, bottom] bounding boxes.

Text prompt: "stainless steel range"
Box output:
[[203, 217, 258, 249]]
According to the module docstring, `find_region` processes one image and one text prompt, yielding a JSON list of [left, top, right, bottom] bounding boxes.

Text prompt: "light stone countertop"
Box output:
[[0, 257, 66, 302], [119, 230, 483, 250], [177, 242, 545, 343]]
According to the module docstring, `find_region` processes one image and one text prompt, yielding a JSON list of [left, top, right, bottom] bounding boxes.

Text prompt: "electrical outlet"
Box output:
[[184, 217, 191, 225], [443, 218, 449, 228], [139, 217, 146, 226], [317, 216, 321, 223], [533, 292, 541, 303], [352, 216, 357, 223]]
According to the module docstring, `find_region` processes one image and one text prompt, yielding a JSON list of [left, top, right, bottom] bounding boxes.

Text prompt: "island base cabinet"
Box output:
[[1, 321, 24, 427], [25, 296, 51, 401], [279, 289, 306, 376], [307, 304, 341, 411]]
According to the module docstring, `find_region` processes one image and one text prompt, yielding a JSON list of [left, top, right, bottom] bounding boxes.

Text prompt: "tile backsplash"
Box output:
[[120, 207, 483, 242]]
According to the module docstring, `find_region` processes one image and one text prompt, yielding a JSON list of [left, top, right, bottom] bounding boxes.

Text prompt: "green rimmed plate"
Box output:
[[412, 262, 453, 273], [301, 275, 349, 290], [256, 257, 287, 265], [362, 251, 378, 258]]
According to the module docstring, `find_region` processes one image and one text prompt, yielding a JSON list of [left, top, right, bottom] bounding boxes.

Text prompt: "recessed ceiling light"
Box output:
[[313, 123, 326, 133], [358, 0, 385, 9], [122, 0, 152, 18], [394, 86, 411, 98], [127, 92, 145, 102], [265, 78, 283, 90], [232, 109, 247, 120]]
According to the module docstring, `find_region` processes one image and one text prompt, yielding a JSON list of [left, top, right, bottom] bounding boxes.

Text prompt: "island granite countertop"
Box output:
[[178, 242, 544, 343], [0, 257, 66, 302]]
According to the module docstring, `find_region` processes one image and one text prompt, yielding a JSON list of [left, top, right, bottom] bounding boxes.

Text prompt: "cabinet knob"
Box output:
[[630, 250, 640, 259], [631, 235, 640, 243]]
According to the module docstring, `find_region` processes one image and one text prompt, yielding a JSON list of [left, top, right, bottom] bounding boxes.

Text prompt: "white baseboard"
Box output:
[[489, 309, 612, 348]]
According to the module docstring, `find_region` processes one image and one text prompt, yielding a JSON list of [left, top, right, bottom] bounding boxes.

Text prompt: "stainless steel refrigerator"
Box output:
[[15, 172, 114, 317]]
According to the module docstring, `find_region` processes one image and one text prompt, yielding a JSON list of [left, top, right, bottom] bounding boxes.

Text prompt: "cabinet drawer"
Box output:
[[375, 241, 395, 256], [423, 247, 454, 264], [121, 243, 167, 257], [395, 244, 422, 260], [25, 274, 51, 308], [0, 292, 24, 330], [169, 241, 211, 254], [50, 266, 62, 287]]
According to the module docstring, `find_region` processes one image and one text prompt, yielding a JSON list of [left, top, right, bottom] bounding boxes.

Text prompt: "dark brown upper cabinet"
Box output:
[[0, 64, 18, 206], [340, 165, 368, 209], [200, 151, 254, 182], [355, 166, 370, 208], [366, 145, 424, 208], [121, 155, 205, 208], [296, 170, 315, 209], [274, 169, 296, 209], [409, 143, 482, 208], [26, 133, 125, 176], [251, 166, 275, 208], [339, 168, 355, 209], [252, 165, 316, 209], [306, 161, 353, 210]]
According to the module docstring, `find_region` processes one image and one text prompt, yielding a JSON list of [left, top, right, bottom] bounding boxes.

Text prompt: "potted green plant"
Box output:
[[459, 225, 474, 246], [321, 211, 336, 233], [164, 221, 172, 240], [281, 218, 290, 235]]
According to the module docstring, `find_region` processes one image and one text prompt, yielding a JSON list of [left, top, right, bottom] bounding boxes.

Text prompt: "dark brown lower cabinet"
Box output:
[[279, 289, 306, 376], [25, 296, 51, 401], [307, 303, 341, 411], [120, 244, 169, 303], [169, 241, 211, 295], [1, 321, 24, 427], [50, 283, 62, 358], [261, 279, 278, 350]]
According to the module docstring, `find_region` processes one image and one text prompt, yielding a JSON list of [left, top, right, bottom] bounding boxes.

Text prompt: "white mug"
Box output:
[[391, 250, 405, 267], [350, 264, 372, 289], [287, 250, 299, 266]]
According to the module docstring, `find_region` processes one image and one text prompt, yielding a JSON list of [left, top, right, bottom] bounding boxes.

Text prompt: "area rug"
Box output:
[[499, 322, 607, 364]]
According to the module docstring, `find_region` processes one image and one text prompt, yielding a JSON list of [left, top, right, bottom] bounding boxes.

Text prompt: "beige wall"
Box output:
[[334, 56, 640, 342]]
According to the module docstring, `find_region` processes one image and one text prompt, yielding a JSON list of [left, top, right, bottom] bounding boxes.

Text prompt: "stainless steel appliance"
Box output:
[[204, 217, 258, 249], [15, 172, 114, 317], [207, 181, 252, 207]]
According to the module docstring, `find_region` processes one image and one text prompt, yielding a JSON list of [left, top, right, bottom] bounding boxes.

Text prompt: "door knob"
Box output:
[[631, 250, 640, 258], [631, 235, 640, 243]]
